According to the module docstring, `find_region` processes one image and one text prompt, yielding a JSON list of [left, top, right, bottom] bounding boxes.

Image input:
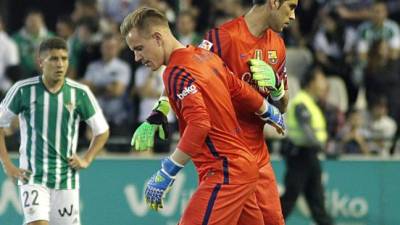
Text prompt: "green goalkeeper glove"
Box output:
[[131, 97, 170, 151], [248, 59, 284, 101]]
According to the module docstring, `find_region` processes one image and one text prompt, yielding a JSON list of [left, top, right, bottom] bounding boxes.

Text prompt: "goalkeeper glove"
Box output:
[[131, 96, 170, 151], [145, 157, 184, 211], [248, 59, 284, 101], [257, 102, 286, 135]]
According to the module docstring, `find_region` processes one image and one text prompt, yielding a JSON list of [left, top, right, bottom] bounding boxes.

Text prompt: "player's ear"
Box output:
[[270, 0, 280, 9], [152, 32, 163, 46]]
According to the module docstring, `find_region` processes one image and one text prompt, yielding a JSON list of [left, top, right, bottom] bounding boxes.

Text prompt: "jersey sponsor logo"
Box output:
[[198, 40, 213, 51], [267, 50, 278, 64], [58, 204, 74, 217], [177, 85, 198, 100]]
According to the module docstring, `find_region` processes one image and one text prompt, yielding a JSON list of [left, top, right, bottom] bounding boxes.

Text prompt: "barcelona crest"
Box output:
[[267, 50, 278, 64]]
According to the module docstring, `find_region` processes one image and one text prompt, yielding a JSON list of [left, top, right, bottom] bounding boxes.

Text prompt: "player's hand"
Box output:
[[2, 162, 31, 183], [145, 158, 183, 211], [68, 154, 90, 170], [131, 97, 170, 151], [248, 59, 280, 91], [257, 103, 286, 135]]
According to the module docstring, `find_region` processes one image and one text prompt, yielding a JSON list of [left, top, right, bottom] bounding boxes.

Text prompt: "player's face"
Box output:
[[40, 49, 69, 83], [269, 0, 298, 32], [126, 28, 164, 71]]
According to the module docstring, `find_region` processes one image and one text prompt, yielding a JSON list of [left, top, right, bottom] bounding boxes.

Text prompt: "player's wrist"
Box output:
[[161, 157, 184, 177]]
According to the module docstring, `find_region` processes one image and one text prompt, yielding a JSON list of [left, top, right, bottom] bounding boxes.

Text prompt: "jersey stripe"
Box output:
[[42, 92, 50, 186], [29, 86, 36, 185], [214, 28, 222, 57], [66, 88, 76, 189], [166, 66, 179, 96], [205, 136, 229, 184], [201, 184, 221, 225], [55, 93, 63, 189]]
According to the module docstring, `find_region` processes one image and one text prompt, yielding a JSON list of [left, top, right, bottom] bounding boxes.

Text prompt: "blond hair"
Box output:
[[120, 7, 169, 37]]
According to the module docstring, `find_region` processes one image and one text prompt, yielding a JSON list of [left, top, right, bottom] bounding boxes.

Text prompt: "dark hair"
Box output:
[[77, 17, 99, 33], [57, 15, 75, 29], [300, 64, 323, 88], [253, 0, 267, 4], [76, 0, 97, 7], [39, 37, 68, 55]]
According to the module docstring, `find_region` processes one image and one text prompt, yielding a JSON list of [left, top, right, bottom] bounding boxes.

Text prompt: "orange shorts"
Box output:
[[239, 162, 285, 225], [179, 180, 264, 225]]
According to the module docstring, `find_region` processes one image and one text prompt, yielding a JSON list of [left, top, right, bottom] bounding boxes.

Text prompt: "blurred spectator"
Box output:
[[81, 33, 131, 141], [56, 15, 77, 78], [176, 10, 202, 46], [98, 0, 140, 23], [284, 0, 323, 47], [71, 0, 100, 23], [357, 2, 400, 62], [338, 108, 369, 155], [332, 0, 374, 25], [69, 17, 102, 79], [12, 9, 54, 78], [281, 65, 334, 225], [313, 10, 356, 77], [364, 39, 400, 125], [365, 97, 397, 156], [0, 15, 20, 98], [313, 10, 358, 106]]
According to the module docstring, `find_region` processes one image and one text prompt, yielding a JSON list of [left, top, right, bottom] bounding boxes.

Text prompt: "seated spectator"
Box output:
[[365, 97, 397, 156], [338, 108, 369, 155], [81, 33, 131, 145], [12, 9, 54, 78], [364, 39, 400, 125]]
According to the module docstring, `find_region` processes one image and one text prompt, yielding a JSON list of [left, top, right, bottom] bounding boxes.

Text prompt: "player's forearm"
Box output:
[[273, 92, 288, 113], [170, 148, 191, 166], [0, 128, 12, 167], [84, 130, 109, 164]]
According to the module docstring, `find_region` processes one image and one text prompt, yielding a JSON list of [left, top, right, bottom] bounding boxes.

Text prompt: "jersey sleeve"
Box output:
[[204, 27, 232, 58], [78, 87, 109, 135], [225, 65, 264, 112], [0, 82, 23, 127], [165, 67, 211, 156]]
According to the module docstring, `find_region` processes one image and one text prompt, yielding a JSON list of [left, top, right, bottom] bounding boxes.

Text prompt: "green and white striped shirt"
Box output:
[[0, 76, 109, 189]]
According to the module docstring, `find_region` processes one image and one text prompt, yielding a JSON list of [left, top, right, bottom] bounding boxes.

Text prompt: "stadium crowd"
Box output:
[[1, 0, 400, 156]]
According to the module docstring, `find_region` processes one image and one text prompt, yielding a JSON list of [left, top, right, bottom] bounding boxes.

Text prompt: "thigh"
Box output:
[[254, 163, 285, 225], [19, 184, 50, 224], [179, 181, 257, 225], [237, 190, 264, 225], [49, 189, 80, 225]]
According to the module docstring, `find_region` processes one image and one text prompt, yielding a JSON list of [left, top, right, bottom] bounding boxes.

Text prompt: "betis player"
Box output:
[[0, 37, 109, 225]]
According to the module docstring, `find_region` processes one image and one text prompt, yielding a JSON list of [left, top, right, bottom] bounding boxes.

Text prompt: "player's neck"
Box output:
[[42, 75, 64, 93], [165, 38, 186, 65], [244, 6, 270, 37]]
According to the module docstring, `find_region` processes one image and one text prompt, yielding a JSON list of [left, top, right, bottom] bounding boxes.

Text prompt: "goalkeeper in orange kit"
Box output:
[[121, 7, 286, 225]]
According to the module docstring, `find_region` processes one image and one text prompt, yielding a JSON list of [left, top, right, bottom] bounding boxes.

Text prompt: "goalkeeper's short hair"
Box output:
[[253, 0, 266, 4]]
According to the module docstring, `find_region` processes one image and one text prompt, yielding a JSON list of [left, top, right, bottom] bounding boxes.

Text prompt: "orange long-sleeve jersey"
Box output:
[[163, 45, 264, 185], [205, 16, 288, 165]]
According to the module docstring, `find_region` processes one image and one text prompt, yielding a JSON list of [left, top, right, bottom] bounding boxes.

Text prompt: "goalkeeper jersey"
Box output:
[[205, 16, 288, 165], [163, 45, 264, 184], [0, 76, 109, 189]]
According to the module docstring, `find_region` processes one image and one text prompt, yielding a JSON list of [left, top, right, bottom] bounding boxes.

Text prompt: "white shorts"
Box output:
[[19, 184, 81, 225]]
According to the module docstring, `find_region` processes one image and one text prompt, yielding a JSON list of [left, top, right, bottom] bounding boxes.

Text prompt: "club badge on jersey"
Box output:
[[198, 40, 213, 51], [267, 50, 278, 64]]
